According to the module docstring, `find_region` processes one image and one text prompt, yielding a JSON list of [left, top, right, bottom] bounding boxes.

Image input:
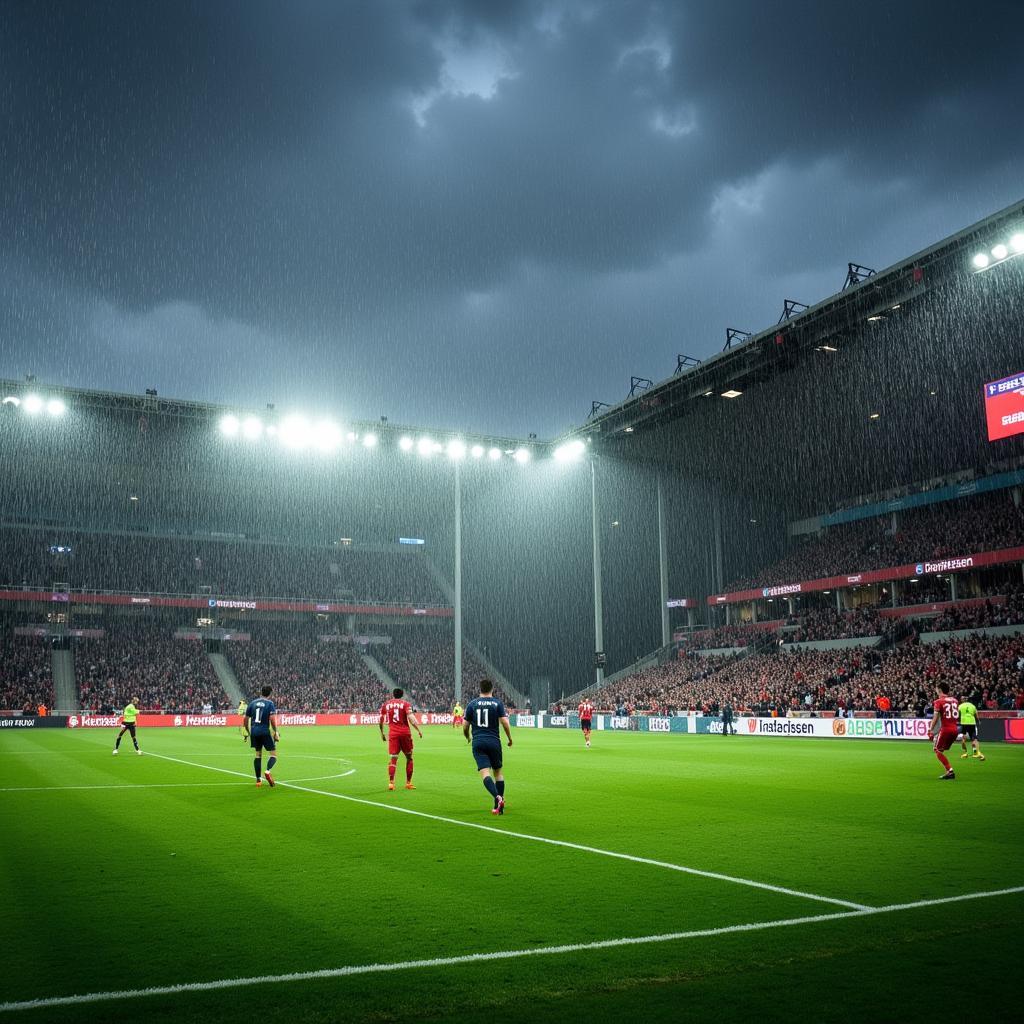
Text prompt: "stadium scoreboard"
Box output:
[[984, 371, 1024, 441]]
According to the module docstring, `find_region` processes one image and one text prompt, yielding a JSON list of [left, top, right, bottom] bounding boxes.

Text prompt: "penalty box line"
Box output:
[[2, 887, 1022, 1014], [145, 751, 869, 911]]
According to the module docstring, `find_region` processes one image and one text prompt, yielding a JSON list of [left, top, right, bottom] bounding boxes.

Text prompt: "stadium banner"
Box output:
[[0, 714, 69, 729], [65, 712, 459, 729], [15, 626, 105, 638], [636, 716, 687, 733], [0, 589, 454, 618], [821, 466, 1024, 527], [706, 545, 1024, 606], [740, 717, 932, 739], [1002, 719, 1024, 743]]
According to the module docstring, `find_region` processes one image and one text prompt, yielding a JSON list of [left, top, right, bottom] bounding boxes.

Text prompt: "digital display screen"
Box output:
[[984, 372, 1024, 441]]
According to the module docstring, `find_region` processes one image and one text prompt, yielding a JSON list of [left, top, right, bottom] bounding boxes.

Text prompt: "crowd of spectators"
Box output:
[[684, 607, 889, 650], [931, 587, 1024, 632], [785, 606, 890, 643], [587, 631, 1024, 718], [0, 634, 54, 712], [585, 653, 736, 713], [0, 529, 446, 606], [865, 633, 1024, 714], [227, 631, 387, 712], [725, 492, 1024, 591], [77, 626, 228, 713], [681, 623, 776, 650]]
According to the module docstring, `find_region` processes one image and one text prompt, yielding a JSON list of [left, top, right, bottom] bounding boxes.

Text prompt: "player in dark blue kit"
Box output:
[[244, 684, 280, 788], [463, 679, 512, 815]]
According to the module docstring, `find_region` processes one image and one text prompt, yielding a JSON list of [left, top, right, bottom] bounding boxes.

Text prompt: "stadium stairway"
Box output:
[[422, 555, 527, 706], [52, 647, 79, 712], [464, 638, 527, 707], [360, 652, 396, 691], [208, 651, 245, 705]]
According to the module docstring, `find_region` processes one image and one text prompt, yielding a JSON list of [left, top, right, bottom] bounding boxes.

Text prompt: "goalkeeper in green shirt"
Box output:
[[958, 700, 986, 761]]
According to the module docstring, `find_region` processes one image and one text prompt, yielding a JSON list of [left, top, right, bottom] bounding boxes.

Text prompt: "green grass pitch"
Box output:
[[1, 725, 1022, 1023]]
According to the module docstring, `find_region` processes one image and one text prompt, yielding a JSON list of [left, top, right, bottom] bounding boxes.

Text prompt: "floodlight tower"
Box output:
[[454, 459, 463, 704], [657, 474, 670, 647]]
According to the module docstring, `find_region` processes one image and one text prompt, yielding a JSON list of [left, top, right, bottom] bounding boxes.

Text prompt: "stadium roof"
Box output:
[[576, 196, 1024, 444]]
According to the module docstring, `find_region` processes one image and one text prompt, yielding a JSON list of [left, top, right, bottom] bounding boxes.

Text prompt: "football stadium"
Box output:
[[2, 197, 1024, 1023]]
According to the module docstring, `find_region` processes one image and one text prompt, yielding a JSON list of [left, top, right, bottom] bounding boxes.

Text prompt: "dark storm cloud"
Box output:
[[2, 1, 1022, 434]]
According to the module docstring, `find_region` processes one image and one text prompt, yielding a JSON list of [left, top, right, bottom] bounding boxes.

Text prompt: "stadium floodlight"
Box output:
[[2, 396, 20, 406], [470, 444, 484, 459], [219, 414, 240, 437], [346, 431, 357, 442], [1010, 233, 1024, 254], [446, 439, 467, 460], [314, 420, 343, 452], [416, 436, 435, 457], [972, 252, 990, 269], [398, 436, 414, 451], [266, 424, 278, 437], [362, 432, 378, 448], [553, 439, 586, 463], [280, 415, 312, 449], [991, 244, 1009, 260], [487, 447, 502, 461], [22, 394, 44, 414], [513, 447, 531, 464], [242, 417, 263, 440], [721, 389, 742, 399], [46, 398, 66, 416]]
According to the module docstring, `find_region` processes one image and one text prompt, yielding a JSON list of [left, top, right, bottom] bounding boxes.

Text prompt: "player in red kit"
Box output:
[[928, 682, 959, 780], [379, 687, 423, 791], [578, 698, 594, 747]]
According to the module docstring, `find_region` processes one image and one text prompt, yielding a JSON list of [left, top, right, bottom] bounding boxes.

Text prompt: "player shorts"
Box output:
[[121, 722, 137, 736], [251, 732, 276, 753], [959, 724, 978, 740], [933, 730, 957, 753], [453, 716, 463, 725], [472, 738, 502, 771], [580, 719, 592, 731], [388, 733, 414, 756]]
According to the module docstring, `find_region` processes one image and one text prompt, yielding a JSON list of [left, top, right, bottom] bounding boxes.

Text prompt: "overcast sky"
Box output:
[[2, 0, 1022, 437]]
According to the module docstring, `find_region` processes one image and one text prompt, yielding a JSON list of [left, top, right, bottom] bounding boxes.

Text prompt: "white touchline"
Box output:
[[144, 751, 868, 911], [0, 769, 355, 793], [2, 887, 1021, 1014]]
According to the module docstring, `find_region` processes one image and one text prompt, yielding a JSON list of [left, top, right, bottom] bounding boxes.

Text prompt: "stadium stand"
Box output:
[[724, 491, 1024, 592], [0, 633, 54, 712], [0, 528, 446, 606], [226, 629, 386, 712], [75, 625, 228, 713], [930, 585, 1024, 631]]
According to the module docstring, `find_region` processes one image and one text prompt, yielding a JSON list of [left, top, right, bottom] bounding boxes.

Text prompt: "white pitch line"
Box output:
[[0, 768, 355, 793], [2, 886, 1021, 1014], [145, 751, 869, 911], [0, 781, 246, 793]]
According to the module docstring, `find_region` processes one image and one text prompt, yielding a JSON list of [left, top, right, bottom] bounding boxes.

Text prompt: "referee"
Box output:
[[113, 697, 142, 756]]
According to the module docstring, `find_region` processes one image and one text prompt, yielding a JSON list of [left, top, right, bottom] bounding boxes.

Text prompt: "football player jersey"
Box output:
[[934, 694, 960, 731], [381, 699, 413, 735]]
